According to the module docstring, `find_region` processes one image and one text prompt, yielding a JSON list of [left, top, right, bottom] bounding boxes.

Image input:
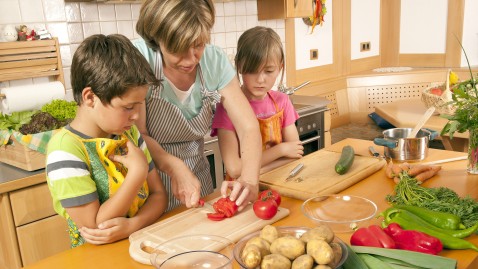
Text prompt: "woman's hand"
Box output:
[[169, 159, 202, 208], [79, 217, 133, 245], [220, 179, 259, 211]]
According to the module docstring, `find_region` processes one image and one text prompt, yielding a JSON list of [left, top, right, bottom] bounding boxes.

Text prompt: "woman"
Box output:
[[134, 0, 262, 212]]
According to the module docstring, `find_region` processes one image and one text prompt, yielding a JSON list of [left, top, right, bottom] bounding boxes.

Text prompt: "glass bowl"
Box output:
[[150, 234, 234, 269], [301, 194, 378, 233], [233, 226, 348, 269]]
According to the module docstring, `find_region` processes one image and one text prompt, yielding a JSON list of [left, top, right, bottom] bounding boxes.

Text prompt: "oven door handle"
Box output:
[[301, 135, 321, 145]]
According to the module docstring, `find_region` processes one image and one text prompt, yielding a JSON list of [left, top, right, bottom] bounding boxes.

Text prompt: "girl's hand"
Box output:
[[79, 217, 133, 245], [110, 140, 148, 180], [281, 141, 304, 158], [220, 180, 259, 211]]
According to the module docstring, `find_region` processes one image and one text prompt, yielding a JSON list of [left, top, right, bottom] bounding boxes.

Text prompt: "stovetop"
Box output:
[[290, 95, 330, 116]]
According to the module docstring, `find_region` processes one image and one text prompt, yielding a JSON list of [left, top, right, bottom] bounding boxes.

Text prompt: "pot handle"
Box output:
[[374, 138, 397, 149], [424, 128, 439, 140]]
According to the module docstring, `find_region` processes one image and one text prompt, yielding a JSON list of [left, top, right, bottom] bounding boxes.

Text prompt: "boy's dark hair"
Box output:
[[71, 34, 159, 105]]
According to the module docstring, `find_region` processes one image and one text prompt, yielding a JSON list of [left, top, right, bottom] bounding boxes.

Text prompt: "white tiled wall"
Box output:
[[0, 0, 285, 100]]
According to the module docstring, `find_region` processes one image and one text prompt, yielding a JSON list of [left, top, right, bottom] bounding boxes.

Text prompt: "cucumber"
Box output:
[[335, 145, 355, 175]]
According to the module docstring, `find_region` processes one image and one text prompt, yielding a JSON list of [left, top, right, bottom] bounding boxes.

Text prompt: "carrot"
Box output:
[[414, 165, 441, 183], [399, 162, 411, 172], [408, 165, 433, 176], [393, 177, 400, 184], [391, 164, 402, 176]]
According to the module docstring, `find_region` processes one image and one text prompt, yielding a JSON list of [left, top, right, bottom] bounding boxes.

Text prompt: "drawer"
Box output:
[[10, 183, 56, 226], [16, 214, 70, 266]]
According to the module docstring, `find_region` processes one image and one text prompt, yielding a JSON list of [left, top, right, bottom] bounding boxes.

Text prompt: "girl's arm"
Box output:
[[217, 128, 242, 179], [261, 124, 303, 166], [220, 77, 262, 209]]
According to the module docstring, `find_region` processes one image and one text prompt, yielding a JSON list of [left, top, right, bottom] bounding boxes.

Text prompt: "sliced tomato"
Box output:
[[258, 189, 281, 206], [207, 212, 226, 221]]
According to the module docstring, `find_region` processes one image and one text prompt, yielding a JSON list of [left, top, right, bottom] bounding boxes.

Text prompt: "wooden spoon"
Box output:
[[407, 106, 436, 138]]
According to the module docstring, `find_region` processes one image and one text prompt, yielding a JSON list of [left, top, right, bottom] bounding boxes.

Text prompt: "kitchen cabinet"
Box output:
[[0, 175, 70, 269], [257, 0, 313, 20]]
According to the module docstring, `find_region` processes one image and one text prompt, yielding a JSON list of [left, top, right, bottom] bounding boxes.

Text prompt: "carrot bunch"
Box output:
[[385, 161, 441, 183]]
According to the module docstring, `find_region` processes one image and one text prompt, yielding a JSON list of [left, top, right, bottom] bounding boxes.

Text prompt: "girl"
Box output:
[[212, 26, 304, 178]]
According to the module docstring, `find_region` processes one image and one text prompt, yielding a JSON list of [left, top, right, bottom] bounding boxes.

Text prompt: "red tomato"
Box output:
[[213, 197, 238, 218], [253, 198, 278, 220], [258, 189, 281, 206], [207, 212, 226, 221]]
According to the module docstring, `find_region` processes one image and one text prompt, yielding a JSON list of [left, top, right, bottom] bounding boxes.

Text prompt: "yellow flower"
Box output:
[[449, 71, 459, 85]]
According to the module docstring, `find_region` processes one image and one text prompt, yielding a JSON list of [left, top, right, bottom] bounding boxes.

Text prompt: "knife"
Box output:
[[368, 146, 380, 158], [285, 163, 304, 182]]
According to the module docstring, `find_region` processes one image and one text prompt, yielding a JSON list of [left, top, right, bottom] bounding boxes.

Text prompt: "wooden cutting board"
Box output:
[[129, 197, 289, 265], [260, 149, 386, 200]]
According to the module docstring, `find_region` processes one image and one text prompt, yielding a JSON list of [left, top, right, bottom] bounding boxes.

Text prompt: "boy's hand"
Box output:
[[281, 141, 304, 158], [110, 140, 148, 180], [79, 217, 133, 245]]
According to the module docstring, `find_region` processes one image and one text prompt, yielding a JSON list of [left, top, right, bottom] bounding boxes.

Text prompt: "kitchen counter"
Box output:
[[22, 138, 478, 269], [0, 163, 44, 194]]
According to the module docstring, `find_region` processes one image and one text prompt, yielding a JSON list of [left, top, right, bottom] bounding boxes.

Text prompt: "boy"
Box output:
[[46, 34, 167, 247]]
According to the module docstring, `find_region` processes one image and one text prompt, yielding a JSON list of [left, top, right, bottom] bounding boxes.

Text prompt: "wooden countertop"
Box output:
[[23, 138, 478, 269]]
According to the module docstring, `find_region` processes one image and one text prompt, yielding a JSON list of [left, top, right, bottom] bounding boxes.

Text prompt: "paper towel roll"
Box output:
[[0, 81, 65, 114]]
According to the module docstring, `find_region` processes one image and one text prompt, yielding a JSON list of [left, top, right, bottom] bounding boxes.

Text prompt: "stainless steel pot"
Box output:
[[373, 128, 438, 161]]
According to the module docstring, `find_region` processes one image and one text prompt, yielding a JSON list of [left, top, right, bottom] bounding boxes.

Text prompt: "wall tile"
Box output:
[[212, 32, 226, 48], [117, 20, 133, 39], [67, 22, 83, 44], [131, 4, 141, 20], [43, 0, 66, 22], [80, 3, 99, 22], [223, 2, 235, 16], [246, 15, 258, 29], [132, 19, 140, 39], [100, 21, 117, 35], [225, 32, 236, 48], [47, 22, 69, 43], [65, 3, 81, 22], [235, 1, 246, 16], [115, 4, 131, 20], [224, 16, 236, 32], [19, 0, 45, 23], [214, 2, 224, 17], [213, 16, 225, 33], [245, 1, 257, 15], [98, 4, 116, 21], [59, 44, 72, 67], [0, 1, 21, 24], [82, 21, 100, 38], [235, 16, 247, 32], [265, 20, 277, 29]]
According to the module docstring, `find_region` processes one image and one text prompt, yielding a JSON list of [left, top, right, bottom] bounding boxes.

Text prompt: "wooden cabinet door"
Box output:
[[10, 183, 56, 226], [257, 0, 313, 20], [16, 215, 70, 266]]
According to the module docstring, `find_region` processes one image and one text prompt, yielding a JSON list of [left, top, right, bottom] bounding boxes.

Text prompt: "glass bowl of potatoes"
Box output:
[[233, 225, 348, 269]]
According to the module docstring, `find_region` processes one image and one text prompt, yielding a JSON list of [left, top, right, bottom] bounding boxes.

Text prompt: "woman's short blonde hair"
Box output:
[[136, 0, 215, 53], [235, 26, 284, 76]]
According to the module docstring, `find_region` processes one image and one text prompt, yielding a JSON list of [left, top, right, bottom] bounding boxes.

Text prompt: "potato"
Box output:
[[245, 236, 271, 257], [270, 235, 305, 260], [327, 242, 343, 268], [241, 244, 262, 269], [260, 225, 280, 244], [313, 265, 332, 269], [306, 239, 334, 265], [300, 225, 334, 243], [291, 254, 314, 269], [261, 254, 291, 269]]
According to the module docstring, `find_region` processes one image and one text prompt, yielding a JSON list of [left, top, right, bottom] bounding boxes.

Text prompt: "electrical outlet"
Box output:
[[360, 42, 371, 52], [310, 49, 318, 60]]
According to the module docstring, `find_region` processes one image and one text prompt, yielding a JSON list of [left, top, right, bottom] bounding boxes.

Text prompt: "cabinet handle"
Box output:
[[294, 0, 298, 8]]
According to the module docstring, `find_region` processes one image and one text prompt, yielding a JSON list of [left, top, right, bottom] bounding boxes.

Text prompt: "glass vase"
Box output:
[[467, 128, 478, 174]]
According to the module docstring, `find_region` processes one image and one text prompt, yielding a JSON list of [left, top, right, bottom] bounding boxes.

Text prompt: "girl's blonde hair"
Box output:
[[235, 26, 284, 78], [136, 0, 215, 53]]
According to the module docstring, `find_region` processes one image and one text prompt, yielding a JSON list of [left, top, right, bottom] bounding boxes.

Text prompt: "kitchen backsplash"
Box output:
[[0, 0, 285, 100]]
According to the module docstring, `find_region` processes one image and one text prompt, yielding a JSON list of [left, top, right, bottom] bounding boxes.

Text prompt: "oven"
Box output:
[[291, 95, 331, 156], [204, 135, 224, 190]]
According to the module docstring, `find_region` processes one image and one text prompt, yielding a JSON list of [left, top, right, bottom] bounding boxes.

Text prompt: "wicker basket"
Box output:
[[421, 84, 456, 115]]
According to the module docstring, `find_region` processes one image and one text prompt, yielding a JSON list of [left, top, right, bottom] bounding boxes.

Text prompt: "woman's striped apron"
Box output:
[[146, 52, 220, 212]]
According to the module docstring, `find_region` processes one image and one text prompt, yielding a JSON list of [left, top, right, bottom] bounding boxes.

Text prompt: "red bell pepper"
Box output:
[[350, 225, 396, 249], [383, 223, 443, 255]]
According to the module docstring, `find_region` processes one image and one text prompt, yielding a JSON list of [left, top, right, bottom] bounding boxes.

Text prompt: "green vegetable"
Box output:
[[0, 110, 37, 131], [393, 204, 466, 230], [386, 172, 478, 228], [381, 207, 478, 251], [41, 99, 77, 121], [351, 245, 457, 269], [342, 244, 368, 269], [357, 254, 394, 269], [335, 145, 355, 175]]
